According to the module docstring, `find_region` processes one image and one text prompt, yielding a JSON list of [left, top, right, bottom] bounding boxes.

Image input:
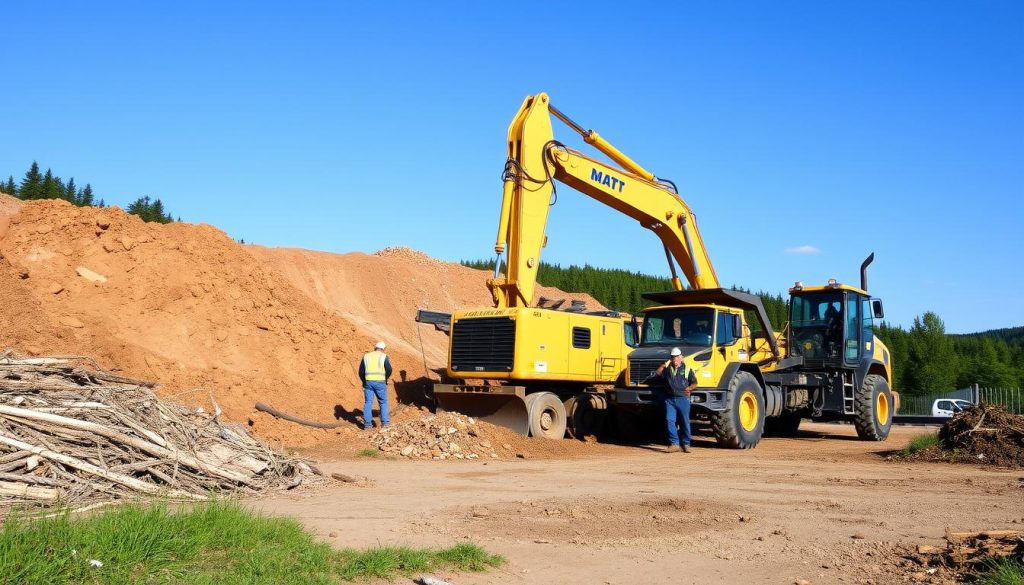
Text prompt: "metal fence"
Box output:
[[898, 386, 978, 416], [897, 385, 1024, 415], [979, 386, 1024, 414]]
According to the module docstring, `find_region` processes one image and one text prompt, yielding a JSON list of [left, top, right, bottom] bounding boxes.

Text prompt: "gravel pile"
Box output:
[[366, 412, 517, 460]]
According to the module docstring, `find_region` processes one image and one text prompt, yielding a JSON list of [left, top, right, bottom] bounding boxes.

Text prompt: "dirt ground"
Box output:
[[254, 423, 1024, 585]]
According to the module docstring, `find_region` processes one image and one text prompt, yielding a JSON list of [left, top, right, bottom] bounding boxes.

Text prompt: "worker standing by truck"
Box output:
[[655, 347, 698, 453], [359, 341, 392, 430]]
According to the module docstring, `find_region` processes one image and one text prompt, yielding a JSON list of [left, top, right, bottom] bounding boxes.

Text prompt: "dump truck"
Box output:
[[425, 92, 897, 446]]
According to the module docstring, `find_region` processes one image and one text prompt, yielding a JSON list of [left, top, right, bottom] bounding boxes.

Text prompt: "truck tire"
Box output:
[[526, 392, 567, 439], [711, 371, 765, 449], [564, 393, 608, 440], [853, 374, 893, 441], [764, 411, 802, 437]]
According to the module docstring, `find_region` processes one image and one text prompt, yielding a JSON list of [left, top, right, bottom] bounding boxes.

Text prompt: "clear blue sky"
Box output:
[[2, 1, 1021, 333]]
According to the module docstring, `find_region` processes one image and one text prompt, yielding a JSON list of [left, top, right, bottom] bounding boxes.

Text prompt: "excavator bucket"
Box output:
[[433, 384, 529, 435]]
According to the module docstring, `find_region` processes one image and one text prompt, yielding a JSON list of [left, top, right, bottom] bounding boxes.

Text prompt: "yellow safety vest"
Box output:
[[363, 351, 387, 381]]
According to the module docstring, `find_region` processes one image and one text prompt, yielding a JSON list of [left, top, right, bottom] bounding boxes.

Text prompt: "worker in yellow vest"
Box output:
[[359, 341, 393, 430]]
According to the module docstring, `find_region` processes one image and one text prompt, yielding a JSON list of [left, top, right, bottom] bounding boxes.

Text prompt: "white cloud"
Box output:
[[785, 245, 821, 255]]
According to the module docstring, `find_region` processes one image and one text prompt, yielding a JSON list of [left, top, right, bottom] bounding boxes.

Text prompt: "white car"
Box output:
[[931, 398, 973, 417]]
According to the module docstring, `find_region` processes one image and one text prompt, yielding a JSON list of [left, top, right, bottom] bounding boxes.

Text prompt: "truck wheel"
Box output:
[[564, 393, 608, 440], [853, 374, 892, 441], [764, 411, 802, 437], [526, 392, 567, 439], [711, 371, 765, 449]]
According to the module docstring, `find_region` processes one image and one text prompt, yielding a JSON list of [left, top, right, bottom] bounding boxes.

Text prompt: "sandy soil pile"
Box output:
[[0, 196, 605, 448]]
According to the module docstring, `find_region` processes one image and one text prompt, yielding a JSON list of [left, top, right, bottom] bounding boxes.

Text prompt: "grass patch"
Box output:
[[357, 447, 381, 458], [903, 432, 940, 455], [0, 501, 503, 584], [976, 557, 1024, 585]]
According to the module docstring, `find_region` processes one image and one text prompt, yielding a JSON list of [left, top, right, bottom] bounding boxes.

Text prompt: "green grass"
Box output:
[[902, 432, 940, 455], [976, 558, 1024, 585], [356, 448, 381, 458], [0, 501, 504, 584]]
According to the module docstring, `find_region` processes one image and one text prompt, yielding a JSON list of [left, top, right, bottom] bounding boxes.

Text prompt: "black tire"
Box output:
[[711, 371, 765, 449], [764, 411, 802, 437], [853, 374, 893, 441], [526, 392, 567, 439], [564, 393, 608, 440]]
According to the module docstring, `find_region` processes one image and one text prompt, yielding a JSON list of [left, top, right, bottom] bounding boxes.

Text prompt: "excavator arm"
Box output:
[[488, 92, 719, 309]]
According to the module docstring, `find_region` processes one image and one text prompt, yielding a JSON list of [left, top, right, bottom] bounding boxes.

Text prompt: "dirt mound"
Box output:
[[902, 404, 1024, 467], [937, 404, 1024, 466], [0, 200, 609, 452]]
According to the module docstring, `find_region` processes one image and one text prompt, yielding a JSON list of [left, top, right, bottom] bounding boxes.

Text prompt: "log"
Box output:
[[0, 431, 205, 500], [255, 402, 345, 429], [0, 480, 59, 501], [331, 472, 366, 483]]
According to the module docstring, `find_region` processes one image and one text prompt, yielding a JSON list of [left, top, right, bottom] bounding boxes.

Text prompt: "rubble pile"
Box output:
[[366, 412, 518, 460], [937, 404, 1024, 466]]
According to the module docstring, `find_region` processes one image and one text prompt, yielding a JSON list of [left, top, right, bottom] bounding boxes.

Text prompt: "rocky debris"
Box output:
[[366, 412, 512, 460], [904, 404, 1024, 467]]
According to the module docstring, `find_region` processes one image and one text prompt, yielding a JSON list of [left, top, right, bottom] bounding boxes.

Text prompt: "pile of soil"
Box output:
[[906, 404, 1024, 467], [0, 196, 606, 450], [937, 404, 1024, 466]]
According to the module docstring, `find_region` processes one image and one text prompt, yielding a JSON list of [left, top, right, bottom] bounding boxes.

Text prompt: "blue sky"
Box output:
[[2, 1, 1021, 333]]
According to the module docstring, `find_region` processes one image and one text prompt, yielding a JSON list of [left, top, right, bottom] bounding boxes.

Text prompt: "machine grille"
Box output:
[[629, 358, 664, 386], [450, 317, 515, 372]]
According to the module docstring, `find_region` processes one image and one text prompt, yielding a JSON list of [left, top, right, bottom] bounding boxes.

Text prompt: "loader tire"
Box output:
[[711, 371, 765, 449], [764, 411, 802, 437], [853, 374, 892, 441], [526, 392, 567, 440], [564, 393, 608, 440]]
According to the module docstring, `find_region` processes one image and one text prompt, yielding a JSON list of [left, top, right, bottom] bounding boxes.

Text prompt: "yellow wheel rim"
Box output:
[[739, 392, 758, 432], [876, 392, 890, 425]]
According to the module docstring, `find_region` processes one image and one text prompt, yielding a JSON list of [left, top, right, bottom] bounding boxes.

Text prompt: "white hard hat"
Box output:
[[670, 347, 682, 356], [374, 341, 386, 350]]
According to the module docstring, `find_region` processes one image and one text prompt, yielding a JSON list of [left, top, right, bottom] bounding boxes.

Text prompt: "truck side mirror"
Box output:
[[872, 299, 884, 319], [732, 314, 742, 340]]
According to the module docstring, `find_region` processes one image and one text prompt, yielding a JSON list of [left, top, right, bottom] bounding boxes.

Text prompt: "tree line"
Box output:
[[3, 161, 177, 224], [463, 259, 1024, 396]]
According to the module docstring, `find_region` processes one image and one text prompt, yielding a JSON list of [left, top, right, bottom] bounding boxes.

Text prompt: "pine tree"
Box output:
[[19, 162, 43, 200], [1, 176, 15, 196], [81, 184, 94, 206], [65, 177, 77, 204], [41, 169, 68, 201]]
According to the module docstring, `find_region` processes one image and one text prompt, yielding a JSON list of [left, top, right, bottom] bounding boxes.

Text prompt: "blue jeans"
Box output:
[[363, 381, 389, 429], [665, 395, 692, 446]]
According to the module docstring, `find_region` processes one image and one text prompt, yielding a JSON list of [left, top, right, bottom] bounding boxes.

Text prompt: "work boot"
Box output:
[[682, 445, 692, 453], [665, 444, 681, 453]]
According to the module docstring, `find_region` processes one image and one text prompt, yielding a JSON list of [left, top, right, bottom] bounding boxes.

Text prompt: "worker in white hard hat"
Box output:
[[359, 341, 393, 429], [655, 347, 697, 453]]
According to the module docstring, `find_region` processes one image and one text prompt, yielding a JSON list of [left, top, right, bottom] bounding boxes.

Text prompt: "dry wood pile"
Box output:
[[916, 529, 1024, 567], [0, 351, 321, 511]]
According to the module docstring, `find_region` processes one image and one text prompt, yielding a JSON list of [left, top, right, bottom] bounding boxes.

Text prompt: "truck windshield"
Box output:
[[641, 308, 714, 347]]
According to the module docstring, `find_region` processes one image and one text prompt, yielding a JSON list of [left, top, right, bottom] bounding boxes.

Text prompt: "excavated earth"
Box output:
[[0, 195, 601, 452]]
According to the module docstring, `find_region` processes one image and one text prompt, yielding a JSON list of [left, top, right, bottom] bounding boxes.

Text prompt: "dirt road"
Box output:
[[255, 424, 1024, 584]]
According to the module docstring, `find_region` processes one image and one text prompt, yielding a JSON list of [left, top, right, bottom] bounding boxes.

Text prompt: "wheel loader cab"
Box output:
[[788, 284, 882, 370]]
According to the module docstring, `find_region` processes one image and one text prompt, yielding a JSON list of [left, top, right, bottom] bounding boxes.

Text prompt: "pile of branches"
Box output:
[[938, 403, 1024, 466], [916, 529, 1024, 572], [0, 351, 322, 511]]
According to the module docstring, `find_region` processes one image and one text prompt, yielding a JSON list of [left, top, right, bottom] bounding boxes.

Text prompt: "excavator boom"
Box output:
[[489, 92, 719, 309]]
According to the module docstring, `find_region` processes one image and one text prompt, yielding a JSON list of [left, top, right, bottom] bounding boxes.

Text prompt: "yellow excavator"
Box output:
[[428, 92, 897, 447]]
